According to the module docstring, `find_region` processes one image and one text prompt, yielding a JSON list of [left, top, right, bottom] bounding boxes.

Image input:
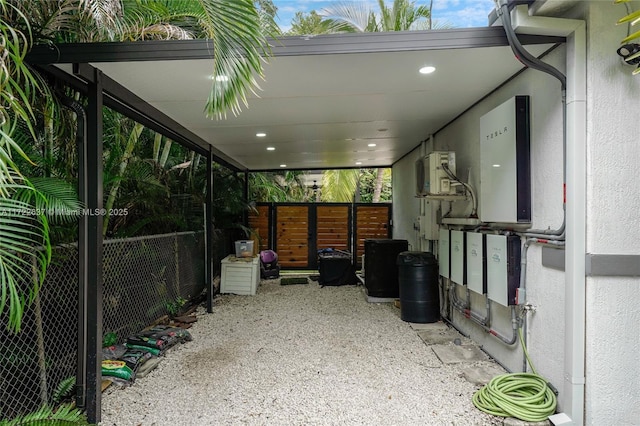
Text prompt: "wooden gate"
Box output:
[[275, 205, 310, 268], [248, 203, 390, 269]]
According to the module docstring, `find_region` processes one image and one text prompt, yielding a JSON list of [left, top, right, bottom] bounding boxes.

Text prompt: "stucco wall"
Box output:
[[392, 3, 640, 423], [584, 2, 640, 424], [393, 42, 568, 385]]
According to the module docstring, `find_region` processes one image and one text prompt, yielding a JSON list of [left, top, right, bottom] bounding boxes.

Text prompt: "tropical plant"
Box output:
[[249, 171, 310, 202], [320, 169, 360, 202], [286, 11, 333, 35], [0, 403, 89, 426], [320, 0, 433, 33]]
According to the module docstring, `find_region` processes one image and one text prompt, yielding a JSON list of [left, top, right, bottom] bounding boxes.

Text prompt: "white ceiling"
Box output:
[[60, 33, 555, 171]]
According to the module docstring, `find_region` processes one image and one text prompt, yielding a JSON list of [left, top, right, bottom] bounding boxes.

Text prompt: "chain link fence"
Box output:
[[0, 231, 206, 420]]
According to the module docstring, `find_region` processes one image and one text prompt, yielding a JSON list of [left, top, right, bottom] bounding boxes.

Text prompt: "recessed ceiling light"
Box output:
[[213, 75, 229, 82], [266, 147, 275, 151], [355, 161, 362, 165], [256, 132, 266, 137], [368, 143, 377, 147], [280, 164, 287, 168], [419, 66, 436, 74], [492, 164, 501, 168]]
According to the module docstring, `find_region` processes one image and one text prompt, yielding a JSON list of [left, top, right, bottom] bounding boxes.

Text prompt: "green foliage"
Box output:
[[249, 171, 311, 202], [102, 331, 117, 347], [165, 296, 187, 317], [52, 377, 76, 406], [320, 0, 432, 33], [0, 404, 89, 426], [287, 11, 332, 35]]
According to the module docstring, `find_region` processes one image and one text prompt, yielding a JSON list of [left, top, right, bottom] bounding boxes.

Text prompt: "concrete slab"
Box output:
[[431, 344, 489, 364], [417, 328, 464, 345], [408, 321, 449, 331], [460, 364, 507, 386]]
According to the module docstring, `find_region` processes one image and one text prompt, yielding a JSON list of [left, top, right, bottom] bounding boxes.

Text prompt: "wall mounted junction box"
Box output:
[[486, 234, 521, 306], [466, 232, 486, 295], [450, 230, 466, 285]]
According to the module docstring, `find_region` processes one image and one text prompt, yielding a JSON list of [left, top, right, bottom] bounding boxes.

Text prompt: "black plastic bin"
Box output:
[[318, 249, 358, 286], [397, 251, 440, 323]]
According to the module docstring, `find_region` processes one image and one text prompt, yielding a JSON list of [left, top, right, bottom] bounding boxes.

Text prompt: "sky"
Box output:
[[272, 0, 497, 32]]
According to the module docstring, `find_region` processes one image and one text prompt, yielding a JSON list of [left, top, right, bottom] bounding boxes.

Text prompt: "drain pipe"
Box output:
[[496, 3, 587, 423], [59, 93, 88, 410]]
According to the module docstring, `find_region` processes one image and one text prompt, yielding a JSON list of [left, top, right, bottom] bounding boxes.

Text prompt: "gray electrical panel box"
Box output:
[[486, 234, 521, 306], [450, 230, 465, 285], [466, 232, 486, 295], [438, 228, 450, 278]]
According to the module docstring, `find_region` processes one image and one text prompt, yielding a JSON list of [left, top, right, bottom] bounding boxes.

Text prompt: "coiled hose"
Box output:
[[472, 328, 557, 422]]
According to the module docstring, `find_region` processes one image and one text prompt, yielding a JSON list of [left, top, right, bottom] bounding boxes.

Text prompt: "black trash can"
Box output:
[[397, 251, 440, 323], [364, 239, 408, 298]]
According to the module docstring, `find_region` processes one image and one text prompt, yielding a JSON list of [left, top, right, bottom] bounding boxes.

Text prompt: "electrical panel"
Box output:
[[479, 96, 531, 223], [416, 151, 457, 196], [450, 230, 466, 285], [417, 199, 440, 240], [438, 228, 450, 278], [466, 232, 486, 295], [486, 234, 521, 306]]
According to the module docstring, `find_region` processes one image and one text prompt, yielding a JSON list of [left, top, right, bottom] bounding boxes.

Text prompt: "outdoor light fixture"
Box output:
[[267, 147, 275, 151], [355, 161, 362, 165], [256, 132, 266, 137], [419, 66, 436, 74], [280, 164, 287, 168], [368, 143, 377, 147], [617, 43, 640, 65]]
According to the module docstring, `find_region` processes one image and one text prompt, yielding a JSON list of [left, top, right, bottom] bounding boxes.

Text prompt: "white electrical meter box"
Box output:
[[450, 230, 465, 285], [479, 96, 531, 223], [466, 232, 486, 295], [438, 228, 450, 278], [486, 234, 521, 306]]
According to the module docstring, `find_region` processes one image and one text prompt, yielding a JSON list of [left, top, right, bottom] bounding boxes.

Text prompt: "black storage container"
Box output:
[[364, 239, 409, 298], [318, 250, 357, 286], [397, 251, 440, 323]]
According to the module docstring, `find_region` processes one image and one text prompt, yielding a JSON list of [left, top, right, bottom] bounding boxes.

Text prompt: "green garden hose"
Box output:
[[472, 328, 557, 422]]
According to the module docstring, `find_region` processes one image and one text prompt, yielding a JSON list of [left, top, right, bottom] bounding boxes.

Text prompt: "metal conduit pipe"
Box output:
[[448, 281, 518, 346]]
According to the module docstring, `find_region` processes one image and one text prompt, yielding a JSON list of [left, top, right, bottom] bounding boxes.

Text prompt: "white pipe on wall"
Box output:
[[510, 6, 587, 425]]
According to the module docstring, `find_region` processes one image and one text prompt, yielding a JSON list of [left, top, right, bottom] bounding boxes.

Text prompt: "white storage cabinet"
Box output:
[[220, 255, 260, 295]]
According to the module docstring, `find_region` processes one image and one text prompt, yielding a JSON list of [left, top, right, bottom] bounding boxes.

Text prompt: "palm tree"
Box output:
[[1, 0, 278, 331], [316, 0, 445, 202], [320, 0, 432, 33]]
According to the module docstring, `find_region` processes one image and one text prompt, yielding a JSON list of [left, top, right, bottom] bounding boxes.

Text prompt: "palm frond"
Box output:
[[321, 1, 373, 32], [321, 169, 359, 202], [23, 177, 82, 223], [201, 0, 273, 119], [1, 403, 89, 425], [0, 194, 50, 332]]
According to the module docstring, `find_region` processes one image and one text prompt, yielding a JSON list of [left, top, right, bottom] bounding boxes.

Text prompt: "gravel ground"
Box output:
[[100, 278, 501, 426]]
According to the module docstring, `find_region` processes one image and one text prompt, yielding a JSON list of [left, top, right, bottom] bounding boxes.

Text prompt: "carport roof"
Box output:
[[27, 27, 563, 172]]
